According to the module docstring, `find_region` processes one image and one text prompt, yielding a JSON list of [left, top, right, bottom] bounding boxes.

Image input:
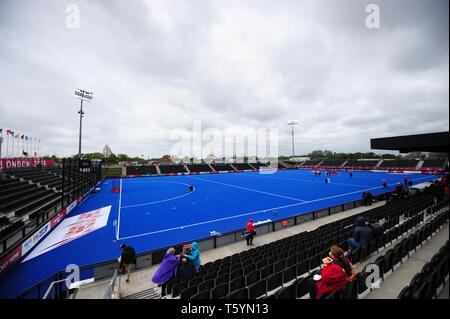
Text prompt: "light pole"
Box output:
[[287, 120, 298, 159], [78, 99, 84, 158], [74, 89, 94, 158]]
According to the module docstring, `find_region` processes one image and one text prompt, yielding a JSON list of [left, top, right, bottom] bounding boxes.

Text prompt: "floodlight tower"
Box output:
[[287, 120, 298, 159], [74, 88, 94, 158]]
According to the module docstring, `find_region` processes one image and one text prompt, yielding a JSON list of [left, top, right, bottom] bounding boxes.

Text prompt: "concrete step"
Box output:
[[121, 288, 160, 299], [364, 218, 449, 299]]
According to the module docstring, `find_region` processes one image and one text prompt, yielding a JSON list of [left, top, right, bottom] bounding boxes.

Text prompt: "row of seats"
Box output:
[[398, 240, 449, 299], [211, 164, 235, 171], [379, 160, 419, 168], [161, 195, 442, 299], [344, 160, 380, 167], [158, 165, 188, 174], [281, 206, 449, 300], [125, 162, 289, 176], [0, 216, 10, 227], [0, 220, 25, 240], [300, 159, 447, 169], [0, 166, 98, 246], [232, 163, 255, 170], [421, 159, 447, 168], [0, 187, 50, 213], [321, 160, 346, 167], [14, 192, 60, 217], [174, 203, 447, 299], [187, 164, 212, 173], [28, 196, 61, 221]]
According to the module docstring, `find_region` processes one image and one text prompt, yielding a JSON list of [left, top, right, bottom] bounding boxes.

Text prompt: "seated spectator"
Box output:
[[328, 245, 356, 281], [367, 217, 383, 239], [176, 257, 196, 281], [184, 241, 201, 272], [309, 250, 351, 299], [347, 216, 373, 252], [396, 182, 406, 197], [362, 192, 368, 206], [366, 192, 373, 205], [152, 248, 180, 286]]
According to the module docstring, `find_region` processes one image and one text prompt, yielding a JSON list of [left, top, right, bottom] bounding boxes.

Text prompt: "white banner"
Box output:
[[22, 206, 111, 262]]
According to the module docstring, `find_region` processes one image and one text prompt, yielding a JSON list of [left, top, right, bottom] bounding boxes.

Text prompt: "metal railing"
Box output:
[[42, 279, 68, 299], [103, 269, 119, 299]]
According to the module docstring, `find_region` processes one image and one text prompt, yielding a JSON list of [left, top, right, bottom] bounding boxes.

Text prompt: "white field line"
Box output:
[[185, 175, 308, 203], [254, 174, 370, 188], [117, 174, 436, 240], [116, 178, 123, 241]]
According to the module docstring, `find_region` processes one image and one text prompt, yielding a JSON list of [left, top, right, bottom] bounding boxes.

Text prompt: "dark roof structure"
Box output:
[[370, 131, 449, 153]]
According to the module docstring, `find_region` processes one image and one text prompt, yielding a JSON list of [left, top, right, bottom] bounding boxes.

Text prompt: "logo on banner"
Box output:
[[22, 206, 111, 262]]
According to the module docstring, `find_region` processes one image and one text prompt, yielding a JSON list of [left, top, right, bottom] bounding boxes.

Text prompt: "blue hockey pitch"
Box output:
[[0, 169, 441, 298]]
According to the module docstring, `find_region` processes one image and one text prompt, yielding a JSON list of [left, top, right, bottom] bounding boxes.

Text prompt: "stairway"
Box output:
[[121, 287, 160, 299], [416, 160, 424, 169]]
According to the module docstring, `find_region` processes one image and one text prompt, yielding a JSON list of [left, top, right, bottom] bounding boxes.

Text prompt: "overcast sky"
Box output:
[[0, 0, 448, 159]]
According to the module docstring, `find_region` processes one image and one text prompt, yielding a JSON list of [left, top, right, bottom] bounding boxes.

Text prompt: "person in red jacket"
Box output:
[[245, 219, 256, 246], [311, 246, 353, 298]]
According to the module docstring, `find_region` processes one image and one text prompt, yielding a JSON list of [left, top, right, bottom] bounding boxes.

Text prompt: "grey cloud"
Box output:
[[0, 0, 448, 158]]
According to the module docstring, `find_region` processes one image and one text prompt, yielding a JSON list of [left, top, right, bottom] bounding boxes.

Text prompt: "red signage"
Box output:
[[0, 158, 54, 170]]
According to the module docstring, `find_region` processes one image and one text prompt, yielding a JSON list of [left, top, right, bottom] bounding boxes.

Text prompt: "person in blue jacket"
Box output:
[[184, 241, 201, 272], [346, 216, 374, 252]]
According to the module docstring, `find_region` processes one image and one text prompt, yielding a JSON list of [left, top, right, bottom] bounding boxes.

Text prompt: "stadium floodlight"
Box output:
[[74, 88, 94, 158], [287, 120, 298, 159]]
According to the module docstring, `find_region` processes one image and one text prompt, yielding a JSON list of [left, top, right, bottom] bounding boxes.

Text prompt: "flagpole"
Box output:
[[6, 132, 9, 159], [0, 131, 3, 159], [12, 133, 15, 163], [16, 134, 19, 164]]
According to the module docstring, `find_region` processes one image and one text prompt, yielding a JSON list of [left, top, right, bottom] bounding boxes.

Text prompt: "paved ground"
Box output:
[[365, 223, 448, 299]]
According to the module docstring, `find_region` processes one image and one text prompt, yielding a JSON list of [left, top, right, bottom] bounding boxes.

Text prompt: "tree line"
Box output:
[[40, 145, 447, 164]]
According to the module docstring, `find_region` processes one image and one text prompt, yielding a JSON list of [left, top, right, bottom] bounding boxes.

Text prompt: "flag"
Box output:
[[21, 135, 24, 139], [15, 133, 20, 138], [7, 130, 14, 136]]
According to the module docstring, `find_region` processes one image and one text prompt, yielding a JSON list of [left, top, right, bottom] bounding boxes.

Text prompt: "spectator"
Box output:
[[346, 216, 373, 252], [367, 216, 383, 239], [328, 245, 356, 281], [152, 247, 180, 286], [396, 182, 406, 198], [366, 192, 373, 205], [176, 257, 196, 281], [245, 219, 256, 246], [118, 244, 136, 284], [309, 250, 350, 299], [382, 179, 388, 188], [185, 241, 201, 272]]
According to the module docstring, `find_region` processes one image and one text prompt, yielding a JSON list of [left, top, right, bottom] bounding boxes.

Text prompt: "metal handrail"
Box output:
[[42, 279, 67, 299], [103, 269, 118, 299]]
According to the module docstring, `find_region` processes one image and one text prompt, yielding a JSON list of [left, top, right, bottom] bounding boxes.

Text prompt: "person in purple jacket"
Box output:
[[151, 247, 180, 286]]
